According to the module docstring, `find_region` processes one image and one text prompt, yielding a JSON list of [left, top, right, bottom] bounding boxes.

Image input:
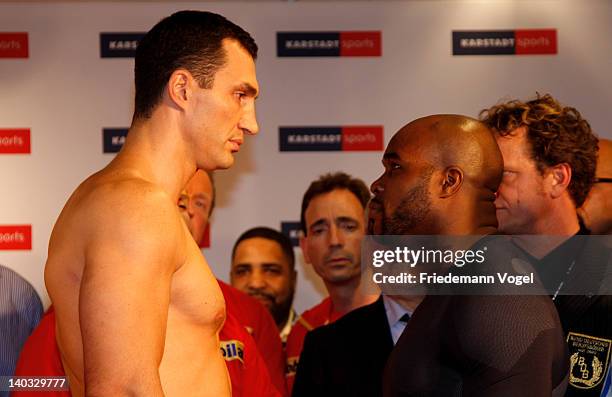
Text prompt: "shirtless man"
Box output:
[[44, 11, 259, 397]]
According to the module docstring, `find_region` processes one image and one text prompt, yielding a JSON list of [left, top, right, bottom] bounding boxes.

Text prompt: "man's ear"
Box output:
[[439, 166, 464, 198], [166, 69, 192, 111], [299, 233, 311, 264], [547, 163, 572, 199]]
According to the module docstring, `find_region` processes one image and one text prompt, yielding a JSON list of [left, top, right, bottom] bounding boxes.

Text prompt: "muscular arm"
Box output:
[[79, 190, 183, 397]]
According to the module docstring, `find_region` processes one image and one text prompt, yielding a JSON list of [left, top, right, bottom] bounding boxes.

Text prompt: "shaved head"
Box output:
[[371, 114, 503, 235], [390, 115, 503, 192]]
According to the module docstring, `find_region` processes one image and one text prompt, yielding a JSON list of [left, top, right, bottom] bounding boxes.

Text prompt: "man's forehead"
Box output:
[[495, 127, 531, 160], [220, 39, 259, 92], [305, 190, 363, 223], [384, 136, 423, 164], [235, 238, 289, 264]]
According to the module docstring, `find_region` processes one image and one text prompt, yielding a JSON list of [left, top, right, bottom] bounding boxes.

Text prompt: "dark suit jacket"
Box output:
[[292, 296, 393, 397]]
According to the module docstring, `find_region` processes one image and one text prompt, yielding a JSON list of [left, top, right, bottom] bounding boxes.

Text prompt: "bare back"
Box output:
[[45, 168, 229, 397]]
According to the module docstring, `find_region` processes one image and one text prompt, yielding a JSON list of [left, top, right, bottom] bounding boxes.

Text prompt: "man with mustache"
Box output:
[[285, 172, 378, 392], [375, 115, 568, 396], [230, 227, 297, 344]]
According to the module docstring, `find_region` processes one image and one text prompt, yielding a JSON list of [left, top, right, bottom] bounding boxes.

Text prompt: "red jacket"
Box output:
[[218, 280, 287, 396], [284, 297, 342, 393]]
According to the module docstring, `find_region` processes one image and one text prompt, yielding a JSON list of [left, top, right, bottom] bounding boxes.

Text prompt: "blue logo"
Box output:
[[100, 33, 145, 58], [279, 127, 342, 152], [281, 221, 301, 247], [103, 128, 128, 153], [277, 32, 340, 57]]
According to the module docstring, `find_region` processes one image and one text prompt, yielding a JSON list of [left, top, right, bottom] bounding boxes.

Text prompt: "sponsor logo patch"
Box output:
[[452, 29, 557, 55], [0, 225, 32, 250], [286, 356, 299, 376], [279, 126, 383, 152], [277, 31, 381, 57], [100, 33, 145, 58], [0, 33, 28, 58], [220, 339, 245, 364], [567, 332, 611, 390], [0, 129, 30, 154]]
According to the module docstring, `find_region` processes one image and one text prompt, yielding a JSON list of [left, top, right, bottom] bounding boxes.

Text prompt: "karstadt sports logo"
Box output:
[[453, 29, 557, 55], [0, 225, 32, 250], [0, 33, 28, 58], [0, 129, 30, 154], [279, 126, 383, 152], [278, 31, 381, 57], [100, 33, 145, 58]]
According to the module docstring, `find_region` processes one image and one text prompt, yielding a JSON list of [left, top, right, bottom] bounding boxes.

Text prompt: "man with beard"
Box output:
[[481, 94, 610, 397], [285, 172, 378, 393], [230, 227, 297, 344], [374, 115, 568, 396]]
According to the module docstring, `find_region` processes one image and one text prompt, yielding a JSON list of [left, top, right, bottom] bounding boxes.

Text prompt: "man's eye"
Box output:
[[234, 268, 247, 276], [312, 227, 326, 235], [340, 222, 358, 232], [386, 163, 401, 174]]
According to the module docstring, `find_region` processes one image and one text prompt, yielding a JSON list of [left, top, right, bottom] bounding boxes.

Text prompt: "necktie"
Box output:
[[399, 313, 410, 323]]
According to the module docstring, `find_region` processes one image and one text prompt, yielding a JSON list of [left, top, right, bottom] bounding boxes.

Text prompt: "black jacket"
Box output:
[[293, 296, 393, 397]]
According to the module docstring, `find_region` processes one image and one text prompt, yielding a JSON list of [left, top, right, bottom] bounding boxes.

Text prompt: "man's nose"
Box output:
[[247, 270, 266, 289], [240, 105, 259, 136], [371, 176, 384, 194], [328, 224, 344, 247]]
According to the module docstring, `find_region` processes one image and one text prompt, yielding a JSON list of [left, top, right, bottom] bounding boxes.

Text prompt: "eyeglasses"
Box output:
[[594, 177, 612, 184]]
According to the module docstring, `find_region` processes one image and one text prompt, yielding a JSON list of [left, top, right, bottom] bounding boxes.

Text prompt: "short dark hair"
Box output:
[[300, 172, 371, 235], [480, 93, 598, 207], [134, 10, 258, 120], [232, 227, 295, 271]]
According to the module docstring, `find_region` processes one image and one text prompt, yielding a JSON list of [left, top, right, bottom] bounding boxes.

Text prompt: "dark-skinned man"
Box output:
[[373, 115, 569, 397]]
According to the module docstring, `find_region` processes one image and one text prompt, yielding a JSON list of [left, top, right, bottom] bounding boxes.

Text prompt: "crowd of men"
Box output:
[[1, 9, 611, 397]]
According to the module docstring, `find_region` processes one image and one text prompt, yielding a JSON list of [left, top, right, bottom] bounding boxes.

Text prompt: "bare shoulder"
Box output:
[[55, 170, 188, 273]]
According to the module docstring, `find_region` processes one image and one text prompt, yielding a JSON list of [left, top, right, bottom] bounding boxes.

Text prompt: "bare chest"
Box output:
[[168, 239, 225, 330]]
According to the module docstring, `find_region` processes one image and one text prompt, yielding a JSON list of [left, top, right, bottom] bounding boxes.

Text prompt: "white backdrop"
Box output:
[[1, 0, 611, 314]]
